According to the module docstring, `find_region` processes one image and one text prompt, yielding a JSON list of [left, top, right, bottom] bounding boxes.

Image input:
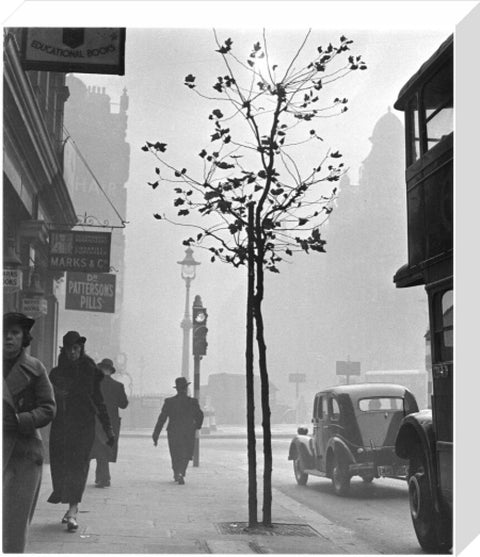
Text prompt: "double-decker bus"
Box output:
[[393, 35, 453, 553]]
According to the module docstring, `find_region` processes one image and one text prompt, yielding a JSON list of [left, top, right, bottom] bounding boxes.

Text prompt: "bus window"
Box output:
[[406, 96, 420, 165], [442, 290, 453, 355], [423, 64, 453, 152]]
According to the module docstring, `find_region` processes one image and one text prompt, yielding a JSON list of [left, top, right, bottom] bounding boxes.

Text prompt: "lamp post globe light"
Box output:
[[177, 247, 200, 381]]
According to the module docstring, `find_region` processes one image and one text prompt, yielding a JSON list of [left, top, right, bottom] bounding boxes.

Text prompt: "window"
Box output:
[[328, 397, 340, 421], [359, 397, 403, 412], [423, 64, 453, 152], [407, 96, 420, 165]]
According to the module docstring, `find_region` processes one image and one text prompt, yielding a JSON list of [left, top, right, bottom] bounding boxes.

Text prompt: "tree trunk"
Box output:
[[246, 203, 257, 527], [253, 242, 272, 527]]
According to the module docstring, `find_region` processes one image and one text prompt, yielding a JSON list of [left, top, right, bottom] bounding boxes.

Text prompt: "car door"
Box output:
[[312, 394, 328, 471]]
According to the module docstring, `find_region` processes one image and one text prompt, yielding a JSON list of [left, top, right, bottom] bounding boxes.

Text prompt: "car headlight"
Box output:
[[357, 448, 364, 454]]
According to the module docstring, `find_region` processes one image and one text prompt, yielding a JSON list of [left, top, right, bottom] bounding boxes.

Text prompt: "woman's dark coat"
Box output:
[[90, 375, 128, 462], [47, 353, 113, 504]]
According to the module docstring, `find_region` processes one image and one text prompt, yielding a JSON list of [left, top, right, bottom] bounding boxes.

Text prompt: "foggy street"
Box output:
[[27, 434, 421, 554], [4, 4, 470, 554]]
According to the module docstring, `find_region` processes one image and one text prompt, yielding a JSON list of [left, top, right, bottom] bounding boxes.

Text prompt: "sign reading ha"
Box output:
[[49, 231, 111, 273], [20, 28, 126, 75], [66, 272, 116, 313]]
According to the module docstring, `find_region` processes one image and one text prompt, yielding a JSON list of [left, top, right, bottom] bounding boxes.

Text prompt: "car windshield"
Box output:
[[358, 397, 403, 412]]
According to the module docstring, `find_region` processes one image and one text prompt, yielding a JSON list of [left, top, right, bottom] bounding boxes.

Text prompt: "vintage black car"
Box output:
[[288, 383, 419, 495]]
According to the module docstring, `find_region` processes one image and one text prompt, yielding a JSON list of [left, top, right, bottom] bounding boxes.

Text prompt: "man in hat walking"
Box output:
[[152, 377, 204, 484], [90, 358, 129, 488]]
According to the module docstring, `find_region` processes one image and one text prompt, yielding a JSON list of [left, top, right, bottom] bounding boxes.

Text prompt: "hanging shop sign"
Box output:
[[20, 28, 126, 75], [48, 231, 111, 273], [65, 272, 116, 313], [3, 268, 23, 294], [21, 297, 48, 318]]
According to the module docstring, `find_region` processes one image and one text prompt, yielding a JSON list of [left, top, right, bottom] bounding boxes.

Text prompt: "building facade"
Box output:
[[3, 28, 76, 370]]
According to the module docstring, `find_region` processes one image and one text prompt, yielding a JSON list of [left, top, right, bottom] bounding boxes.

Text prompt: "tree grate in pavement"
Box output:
[[217, 522, 321, 537]]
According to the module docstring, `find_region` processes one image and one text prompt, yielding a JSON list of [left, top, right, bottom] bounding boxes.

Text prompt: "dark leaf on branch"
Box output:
[[211, 256, 216, 262], [286, 248, 293, 256], [141, 145, 149, 152], [174, 198, 185, 206], [258, 170, 267, 179], [298, 217, 309, 226], [178, 209, 190, 216], [272, 64, 278, 70], [213, 82, 223, 93], [199, 149, 207, 158], [268, 266, 280, 273], [212, 109, 224, 119], [184, 74, 196, 89], [340, 35, 347, 42], [247, 60, 254, 67], [204, 190, 220, 201], [154, 142, 167, 152], [330, 151, 342, 158], [216, 161, 235, 170], [153, 213, 162, 220], [211, 133, 221, 142], [310, 130, 315, 135], [254, 185, 263, 192], [155, 167, 161, 174], [148, 181, 159, 189]]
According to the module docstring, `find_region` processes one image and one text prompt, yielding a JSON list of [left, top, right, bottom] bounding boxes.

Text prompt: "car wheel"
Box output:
[[293, 457, 308, 486], [408, 451, 451, 552], [362, 475, 374, 484], [332, 452, 350, 496]]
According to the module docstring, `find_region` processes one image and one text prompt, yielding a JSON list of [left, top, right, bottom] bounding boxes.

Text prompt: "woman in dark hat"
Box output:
[[47, 331, 115, 531], [3, 312, 56, 553]]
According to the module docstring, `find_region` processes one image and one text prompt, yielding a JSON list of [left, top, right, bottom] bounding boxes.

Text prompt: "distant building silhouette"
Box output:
[[263, 108, 428, 403], [59, 77, 130, 365]]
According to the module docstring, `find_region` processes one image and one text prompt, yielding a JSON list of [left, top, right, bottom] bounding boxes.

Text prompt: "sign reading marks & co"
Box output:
[[48, 231, 111, 273], [65, 272, 116, 313], [20, 28, 126, 75]]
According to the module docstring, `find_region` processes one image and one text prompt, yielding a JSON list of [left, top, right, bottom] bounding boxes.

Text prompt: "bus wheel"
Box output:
[[332, 452, 350, 496], [408, 452, 450, 552], [293, 456, 308, 485]]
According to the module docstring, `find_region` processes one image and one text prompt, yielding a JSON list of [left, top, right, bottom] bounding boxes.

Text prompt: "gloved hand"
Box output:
[[106, 434, 116, 447], [152, 434, 158, 447]]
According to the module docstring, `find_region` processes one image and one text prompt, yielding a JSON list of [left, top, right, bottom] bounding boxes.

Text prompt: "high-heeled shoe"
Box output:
[[66, 517, 78, 531], [61, 512, 69, 524]]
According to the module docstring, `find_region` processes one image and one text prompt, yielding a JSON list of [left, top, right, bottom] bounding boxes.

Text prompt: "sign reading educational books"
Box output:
[[3, 268, 23, 293], [65, 272, 116, 313], [21, 297, 48, 318], [20, 28, 126, 75], [49, 231, 111, 273]]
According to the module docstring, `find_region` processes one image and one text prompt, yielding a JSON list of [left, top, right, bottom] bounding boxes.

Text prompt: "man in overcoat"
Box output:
[[152, 377, 204, 484], [90, 358, 129, 487]]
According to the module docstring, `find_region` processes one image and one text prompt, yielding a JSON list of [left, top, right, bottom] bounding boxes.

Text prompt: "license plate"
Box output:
[[378, 464, 408, 477]]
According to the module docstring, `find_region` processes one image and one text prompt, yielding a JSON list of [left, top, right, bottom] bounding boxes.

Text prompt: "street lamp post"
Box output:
[[177, 247, 200, 381]]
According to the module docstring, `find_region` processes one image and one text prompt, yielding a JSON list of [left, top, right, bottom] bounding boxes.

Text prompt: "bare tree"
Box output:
[[143, 29, 366, 527]]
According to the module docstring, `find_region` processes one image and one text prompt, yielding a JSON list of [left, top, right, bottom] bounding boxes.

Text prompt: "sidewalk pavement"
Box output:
[[26, 435, 378, 554], [121, 424, 298, 440]]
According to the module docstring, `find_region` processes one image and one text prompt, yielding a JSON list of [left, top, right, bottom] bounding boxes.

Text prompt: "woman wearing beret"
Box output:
[[3, 312, 56, 553], [47, 331, 115, 532]]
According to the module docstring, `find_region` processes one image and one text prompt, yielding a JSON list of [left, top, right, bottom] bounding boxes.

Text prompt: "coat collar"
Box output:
[[3, 350, 40, 400]]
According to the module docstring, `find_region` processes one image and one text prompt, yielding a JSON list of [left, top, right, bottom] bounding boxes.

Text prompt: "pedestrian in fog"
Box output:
[[47, 331, 115, 532], [90, 358, 129, 488], [3, 312, 56, 553], [152, 377, 204, 485]]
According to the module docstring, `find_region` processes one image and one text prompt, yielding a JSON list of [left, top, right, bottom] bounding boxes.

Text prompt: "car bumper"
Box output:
[[348, 462, 408, 477]]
